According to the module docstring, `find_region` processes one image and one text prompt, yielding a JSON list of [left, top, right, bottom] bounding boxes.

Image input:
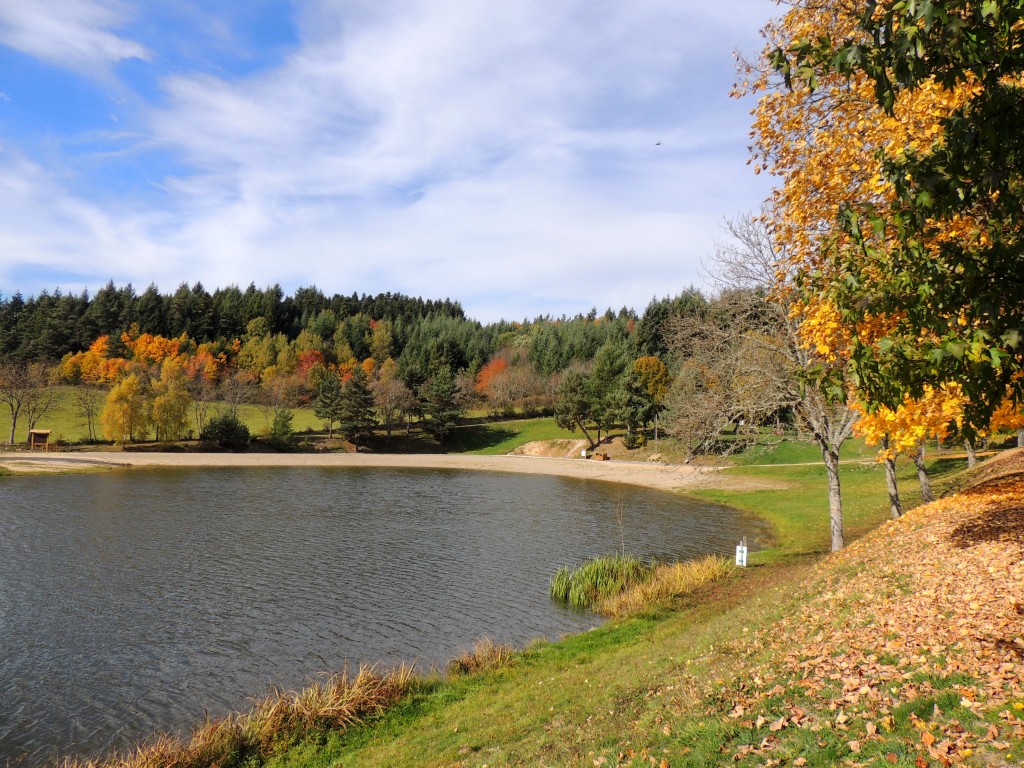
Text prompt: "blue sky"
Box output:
[[0, 0, 777, 322]]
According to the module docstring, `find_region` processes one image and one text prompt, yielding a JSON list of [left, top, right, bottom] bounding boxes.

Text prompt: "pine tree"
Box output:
[[268, 407, 297, 451], [313, 369, 344, 438], [423, 365, 463, 443], [337, 367, 377, 445]]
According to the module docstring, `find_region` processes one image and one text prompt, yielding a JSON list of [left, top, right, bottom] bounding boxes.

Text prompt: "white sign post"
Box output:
[[735, 537, 748, 567]]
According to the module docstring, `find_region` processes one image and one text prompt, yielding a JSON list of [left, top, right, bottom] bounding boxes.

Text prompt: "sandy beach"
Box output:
[[0, 451, 750, 493]]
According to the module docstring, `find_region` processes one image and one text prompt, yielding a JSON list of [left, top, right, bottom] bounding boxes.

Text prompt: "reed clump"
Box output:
[[57, 664, 415, 768], [447, 635, 515, 676], [549, 554, 652, 610], [596, 555, 735, 618]]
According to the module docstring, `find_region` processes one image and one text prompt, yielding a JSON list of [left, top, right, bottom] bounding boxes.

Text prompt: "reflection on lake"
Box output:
[[0, 467, 765, 764]]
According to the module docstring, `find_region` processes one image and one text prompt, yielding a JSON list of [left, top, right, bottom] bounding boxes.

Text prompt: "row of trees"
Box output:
[[0, 287, 706, 447], [0, 280, 695, 378], [0, 283, 466, 362]]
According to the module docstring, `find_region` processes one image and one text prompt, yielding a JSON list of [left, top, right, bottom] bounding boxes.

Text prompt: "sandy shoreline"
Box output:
[[0, 451, 739, 493]]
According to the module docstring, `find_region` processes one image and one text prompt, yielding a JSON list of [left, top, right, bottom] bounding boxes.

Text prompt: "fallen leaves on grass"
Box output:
[[706, 473, 1024, 765]]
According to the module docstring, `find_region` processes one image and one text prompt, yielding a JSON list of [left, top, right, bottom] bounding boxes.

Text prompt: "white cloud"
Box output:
[[0, 148, 175, 288], [0, 0, 150, 73], [1, 0, 778, 320]]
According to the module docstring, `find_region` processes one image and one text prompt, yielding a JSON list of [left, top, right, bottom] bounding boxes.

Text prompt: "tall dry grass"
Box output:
[[447, 636, 515, 676], [58, 664, 415, 768], [596, 555, 735, 618]]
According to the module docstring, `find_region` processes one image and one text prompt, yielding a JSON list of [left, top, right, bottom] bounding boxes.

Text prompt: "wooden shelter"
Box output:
[[28, 429, 52, 451]]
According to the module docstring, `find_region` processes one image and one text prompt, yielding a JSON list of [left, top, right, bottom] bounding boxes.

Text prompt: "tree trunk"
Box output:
[[964, 439, 978, 469], [913, 443, 934, 503], [1018, 428, 1024, 449], [579, 422, 598, 451], [822, 444, 844, 552], [882, 436, 902, 519]]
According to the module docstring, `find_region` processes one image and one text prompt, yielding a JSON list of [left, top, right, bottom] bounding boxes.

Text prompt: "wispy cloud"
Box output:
[[0, 0, 150, 74], [0, 0, 776, 320]]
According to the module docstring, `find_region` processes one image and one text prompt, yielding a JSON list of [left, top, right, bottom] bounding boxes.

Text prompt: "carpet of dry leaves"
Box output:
[[710, 465, 1024, 766]]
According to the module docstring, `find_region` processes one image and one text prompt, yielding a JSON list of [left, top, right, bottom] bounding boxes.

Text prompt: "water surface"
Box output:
[[0, 467, 765, 764]]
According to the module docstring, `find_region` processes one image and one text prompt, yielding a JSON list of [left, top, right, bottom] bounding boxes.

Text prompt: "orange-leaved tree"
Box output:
[[768, 0, 1024, 437], [744, 0, 975, 385]]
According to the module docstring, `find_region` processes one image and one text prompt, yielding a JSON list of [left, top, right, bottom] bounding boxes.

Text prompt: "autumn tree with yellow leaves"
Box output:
[[744, 0, 1024, 530], [764, 0, 1024, 435], [101, 374, 148, 444], [853, 383, 967, 513]]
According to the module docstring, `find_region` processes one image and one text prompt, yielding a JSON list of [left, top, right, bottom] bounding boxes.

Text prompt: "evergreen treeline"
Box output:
[[0, 281, 466, 362], [0, 281, 705, 380]]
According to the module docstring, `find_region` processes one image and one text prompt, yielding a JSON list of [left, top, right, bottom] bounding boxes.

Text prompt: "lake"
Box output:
[[0, 467, 765, 764]]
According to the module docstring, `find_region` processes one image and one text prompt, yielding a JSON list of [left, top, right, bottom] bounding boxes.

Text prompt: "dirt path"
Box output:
[[0, 451, 766, 493]]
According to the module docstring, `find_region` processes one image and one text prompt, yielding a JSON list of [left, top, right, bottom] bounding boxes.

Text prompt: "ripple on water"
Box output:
[[0, 466, 765, 765]]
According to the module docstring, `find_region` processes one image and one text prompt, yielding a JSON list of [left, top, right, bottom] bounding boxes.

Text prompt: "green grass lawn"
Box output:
[[445, 417, 579, 455], [1, 386, 570, 454], [231, 402, 323, 435], [729, 435, 876, 465], [0, 386, 327, 446], [694, 455, 965, 561], [0, 385, 92, 444]]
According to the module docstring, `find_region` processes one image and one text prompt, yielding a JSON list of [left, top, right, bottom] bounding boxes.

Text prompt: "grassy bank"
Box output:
[[693, 456, 964, 561], [0, 386, 323, 446], [0, 386, 576, 453]]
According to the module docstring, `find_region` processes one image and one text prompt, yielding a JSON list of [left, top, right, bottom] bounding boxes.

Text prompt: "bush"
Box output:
[[623, 431, 647, 450], [447, 636, 515, 676], [201, 413, 250, 450], [550, 554, 734, 616]]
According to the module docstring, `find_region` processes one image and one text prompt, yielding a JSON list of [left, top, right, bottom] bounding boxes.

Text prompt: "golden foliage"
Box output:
[[853, 383, 966, 459], [743, 1, 977, 364], [121, 331, 186, 366], [100, 374, 148, 444]]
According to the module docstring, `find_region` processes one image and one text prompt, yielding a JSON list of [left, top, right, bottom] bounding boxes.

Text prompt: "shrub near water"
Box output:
[[200, 413, 250, 450], [549, 554, 652, 610], [447, 636, 515, 676]]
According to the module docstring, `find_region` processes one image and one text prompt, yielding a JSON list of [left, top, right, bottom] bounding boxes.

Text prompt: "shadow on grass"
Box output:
[[949, 485, 1024, 548], [355, 425, 519, 454], [445, 425, 519, 453]]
